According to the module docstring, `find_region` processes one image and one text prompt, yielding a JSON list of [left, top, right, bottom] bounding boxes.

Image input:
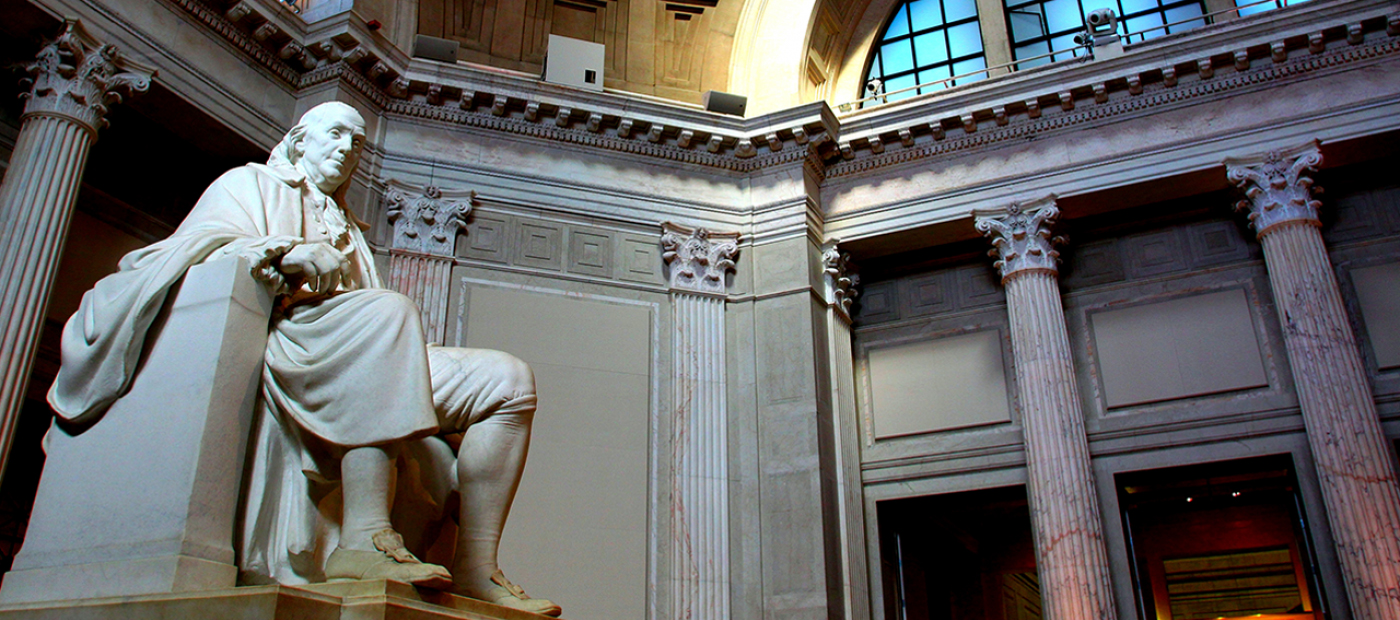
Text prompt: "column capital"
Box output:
[[661, 222, 740, 296], [821, 239, 859, 322], [1224, 140, 1323, 237], [974, 195, 1064, 281], [20, 19, 155, 132], [384, 181, 476, 257]]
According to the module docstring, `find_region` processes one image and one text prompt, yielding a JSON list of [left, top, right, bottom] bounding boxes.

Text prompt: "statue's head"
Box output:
[[269, 102, 367, 194]]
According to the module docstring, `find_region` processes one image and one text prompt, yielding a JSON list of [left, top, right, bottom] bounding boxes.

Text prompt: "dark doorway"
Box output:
[[1117, 454, 1328, 620], [878, 485, 1040, 620]]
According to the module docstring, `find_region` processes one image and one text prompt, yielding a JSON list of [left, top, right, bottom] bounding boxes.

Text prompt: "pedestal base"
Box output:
[[0, 580, 564, 620]]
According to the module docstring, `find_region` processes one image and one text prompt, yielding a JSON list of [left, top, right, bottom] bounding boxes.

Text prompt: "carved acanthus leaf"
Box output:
[[385, 182, 477, 257], [20, 20, 155, 131], [821, 239, 859, 320], [974, 195, 1065, 280], [1224, 141, 1324, 237], [661, 222, 741, 296]]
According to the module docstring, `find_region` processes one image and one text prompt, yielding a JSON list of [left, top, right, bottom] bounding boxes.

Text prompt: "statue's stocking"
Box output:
[[452, 396, 535, 590], [341, 444, 400, 550]]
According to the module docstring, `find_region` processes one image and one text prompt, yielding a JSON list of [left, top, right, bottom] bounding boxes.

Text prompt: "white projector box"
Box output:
[[544, 34, 605, 92]]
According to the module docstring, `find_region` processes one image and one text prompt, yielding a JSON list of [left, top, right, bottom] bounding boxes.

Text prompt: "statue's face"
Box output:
[[294, 106, 366, 194]]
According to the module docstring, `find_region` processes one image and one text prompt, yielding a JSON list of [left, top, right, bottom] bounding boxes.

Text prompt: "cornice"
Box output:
[[160, 0, 1397, 175], [828, 5, 1400, 177]]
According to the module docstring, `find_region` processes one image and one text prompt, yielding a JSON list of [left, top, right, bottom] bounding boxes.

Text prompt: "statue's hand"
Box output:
[[279, 242, 349, 295]]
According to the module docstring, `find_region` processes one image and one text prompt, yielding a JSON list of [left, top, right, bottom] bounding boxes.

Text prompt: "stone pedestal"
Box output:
[[0, 20, 153, 477], [661, 222, 739, 620], [0, 257, 271, 604], [0, 579, 566, 620], [975, 197, 1118, 620], [1226, 143, 1400, 620]]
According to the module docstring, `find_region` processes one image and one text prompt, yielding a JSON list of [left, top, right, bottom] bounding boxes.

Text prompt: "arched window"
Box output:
[[863, 0, 988, 104]]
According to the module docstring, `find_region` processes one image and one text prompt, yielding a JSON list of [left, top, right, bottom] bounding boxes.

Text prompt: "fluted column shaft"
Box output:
[[976, 197, 1118, 620], [0, 21, 152, 478], [387, 250, 454, 344], [661, 223, 739, 620], [670, 291, 730, 620], [1004, 270, 1118, 620], [1227, 143, 1400, 618], [1259, 222, 1400, 619]]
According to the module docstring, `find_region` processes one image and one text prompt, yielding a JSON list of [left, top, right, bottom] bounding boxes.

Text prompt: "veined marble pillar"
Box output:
[[975, 197, 1118, 620], [384, 183, 474, 344], [661, 222, 740, 620], [1226, 143, 1400, 620], [0, 20, 152, 477], [820, 240, 870, 620]]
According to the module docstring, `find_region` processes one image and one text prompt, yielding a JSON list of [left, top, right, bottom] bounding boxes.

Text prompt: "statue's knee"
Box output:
[[495, 352, 536, 400]]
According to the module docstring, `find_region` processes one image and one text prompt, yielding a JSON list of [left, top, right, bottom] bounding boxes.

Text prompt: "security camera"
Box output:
[[866, 79, 884, 94], [1085, 8, 1118, 35]]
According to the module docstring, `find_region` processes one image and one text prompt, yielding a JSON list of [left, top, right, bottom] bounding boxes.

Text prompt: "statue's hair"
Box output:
[[267, 102, 364, 170]]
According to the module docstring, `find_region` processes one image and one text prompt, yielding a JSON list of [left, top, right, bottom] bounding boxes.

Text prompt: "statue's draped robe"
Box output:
[[47, 163, 494, 584]]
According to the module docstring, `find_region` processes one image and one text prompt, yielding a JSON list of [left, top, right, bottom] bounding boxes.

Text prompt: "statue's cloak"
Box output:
[[47, 163, 443, 584]]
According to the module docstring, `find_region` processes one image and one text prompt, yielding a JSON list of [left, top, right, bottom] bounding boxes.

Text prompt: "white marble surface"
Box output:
[[1, 257, 270, 603]]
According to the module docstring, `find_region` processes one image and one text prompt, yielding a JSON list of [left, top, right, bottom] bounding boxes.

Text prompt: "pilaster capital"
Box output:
[[384, 181, 476, 257], [20, 20, 155, 132], [1224, 141, 1323, 237], [661, 222, 740, 296], [974, 195, 1064, 281], [821, 239, 859, 321]]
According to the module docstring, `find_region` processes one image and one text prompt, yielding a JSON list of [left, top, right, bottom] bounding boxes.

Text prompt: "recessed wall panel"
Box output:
[[1092, 289, 1267, 408], [868, 330, 1011, 438], [464, 286, 650, 620], [1351, 262, 1400, 370]]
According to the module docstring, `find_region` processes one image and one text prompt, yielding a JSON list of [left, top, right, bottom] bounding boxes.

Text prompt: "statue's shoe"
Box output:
[[457, 569, 563, 617], [325, 529, 453, 589]]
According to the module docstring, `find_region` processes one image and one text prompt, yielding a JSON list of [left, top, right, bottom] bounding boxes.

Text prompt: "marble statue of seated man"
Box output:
[[47, 102, 560, 616]]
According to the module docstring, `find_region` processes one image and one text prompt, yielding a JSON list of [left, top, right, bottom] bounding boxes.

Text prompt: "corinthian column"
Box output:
[[975, 197, 1118, 620], [1226, 142, 1400, 620], [661, 222, 740, 620], [0, 20, 153, 477], [384, 182, 473, 344]]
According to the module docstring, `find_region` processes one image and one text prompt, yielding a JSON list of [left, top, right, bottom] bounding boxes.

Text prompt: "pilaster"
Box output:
[[0, 20, 153, 477], [819, 240, 870, 620], [974, 196, 1119, 620], [383, 182, 474, 344], [1226, 142, 1400, 620], [661, 222, 740, 620]]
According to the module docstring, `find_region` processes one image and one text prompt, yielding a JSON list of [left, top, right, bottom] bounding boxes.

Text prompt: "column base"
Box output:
[[0, 579, 565, 619]]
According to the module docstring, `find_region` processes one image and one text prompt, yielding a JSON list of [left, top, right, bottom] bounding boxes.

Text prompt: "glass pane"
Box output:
[[947, 21, 983, 57], [918, 65, 952, 92], [1049, 32, 1080, 57], [1164, 3, 1205, 32], [1008, 8, 1046, 42], [952, 57, 987, 84], [1236, 0, 1276, 16], [913, 31, 949, 64], [1015, 40, 1050, 66], [1081, 0, 1117, 17], [884, 73, 919, 102], [908, 0, 945, 29], [881, 40, 916, 74], [870, 51, 883, 78], [1125, 13, 1165, 41], [886, 4, 911, 37], [944, 0, 979, 22], [1119, 0, 1158, 16], [1043, 0, 1082, 34]]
